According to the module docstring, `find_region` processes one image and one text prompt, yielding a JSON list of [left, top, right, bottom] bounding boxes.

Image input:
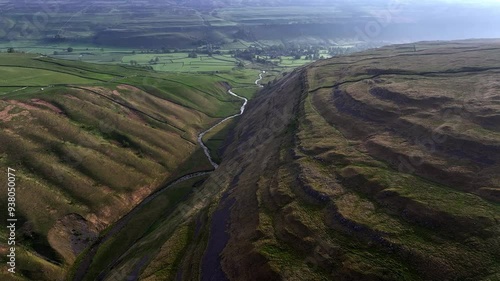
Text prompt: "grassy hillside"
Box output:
[[0, 53, 251, 280], [101, 40, 500, 281]]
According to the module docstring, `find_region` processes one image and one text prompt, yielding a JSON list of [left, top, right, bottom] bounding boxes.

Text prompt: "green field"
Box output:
[[0, 66, 98, 86], [122, 53, 240, 72]]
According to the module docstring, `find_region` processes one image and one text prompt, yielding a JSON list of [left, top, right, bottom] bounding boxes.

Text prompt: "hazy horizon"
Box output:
[[1, 0, 499, 45]]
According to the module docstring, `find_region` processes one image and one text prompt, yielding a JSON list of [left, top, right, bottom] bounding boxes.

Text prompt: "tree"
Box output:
[[188, 52, 198, 58], [67, 47, 73, 52], [7, 47, 14, 53], [53, 51, 59, 55], [155, 57, 160, 62]]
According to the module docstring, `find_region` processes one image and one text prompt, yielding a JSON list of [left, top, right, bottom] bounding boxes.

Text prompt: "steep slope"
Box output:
[[142, 40, 500, 281], [0, 54, 244, 280]]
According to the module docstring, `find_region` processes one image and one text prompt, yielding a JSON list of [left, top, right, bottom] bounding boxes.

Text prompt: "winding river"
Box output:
[[255, 70, 265, 87], [73, 71, 265, 281], [198, 89, 248, 168], [198, 70, 264, 168]]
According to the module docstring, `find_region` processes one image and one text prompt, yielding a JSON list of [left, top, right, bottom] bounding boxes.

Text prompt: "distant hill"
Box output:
[[2, 1, 500, 49], [176, 0, 339, 8]]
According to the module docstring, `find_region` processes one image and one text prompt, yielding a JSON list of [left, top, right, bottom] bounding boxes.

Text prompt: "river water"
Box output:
[[198, 70, 264, 168]]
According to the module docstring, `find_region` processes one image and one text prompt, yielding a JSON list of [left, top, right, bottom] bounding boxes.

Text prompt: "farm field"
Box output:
[[122, 54, 240, 73], [0, 66, 97, 86], [1, 43, 324, 76]]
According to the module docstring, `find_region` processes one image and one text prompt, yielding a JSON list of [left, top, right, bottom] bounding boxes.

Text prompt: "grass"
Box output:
[[81, 176, 204, 281], [230, 86, 260, 99], [201, 41, 500, 280], [298, 42, 500, 280], [202, 119, 237, 164], [121, 53, 240, 73], [0, 66, 98, 86], [139, 225, 192, 280], [278, 56, 315, 67], [214, 68, 262, 86]]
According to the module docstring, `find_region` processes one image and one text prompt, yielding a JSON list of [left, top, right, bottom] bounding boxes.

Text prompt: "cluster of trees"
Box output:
[[149, 57, 160, 64], [234, 49, 254, 61], [129, 60, 153, 70], [304, 53, 325, 60], [5, 47, 31, 54], [136, 47, 177, 54], [52, 47, 75, 55], [328, 47, 353, 56], [233, 28, 256, 41]]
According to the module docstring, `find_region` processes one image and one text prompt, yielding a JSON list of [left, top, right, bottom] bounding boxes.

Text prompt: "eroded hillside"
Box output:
[[0, 54, 245, 280], [136, 40, 500, 281]]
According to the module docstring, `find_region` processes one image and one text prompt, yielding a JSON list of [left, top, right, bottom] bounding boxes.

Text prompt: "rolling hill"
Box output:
[[0, 54, 247, 280], [200, 39, 500, 280]]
